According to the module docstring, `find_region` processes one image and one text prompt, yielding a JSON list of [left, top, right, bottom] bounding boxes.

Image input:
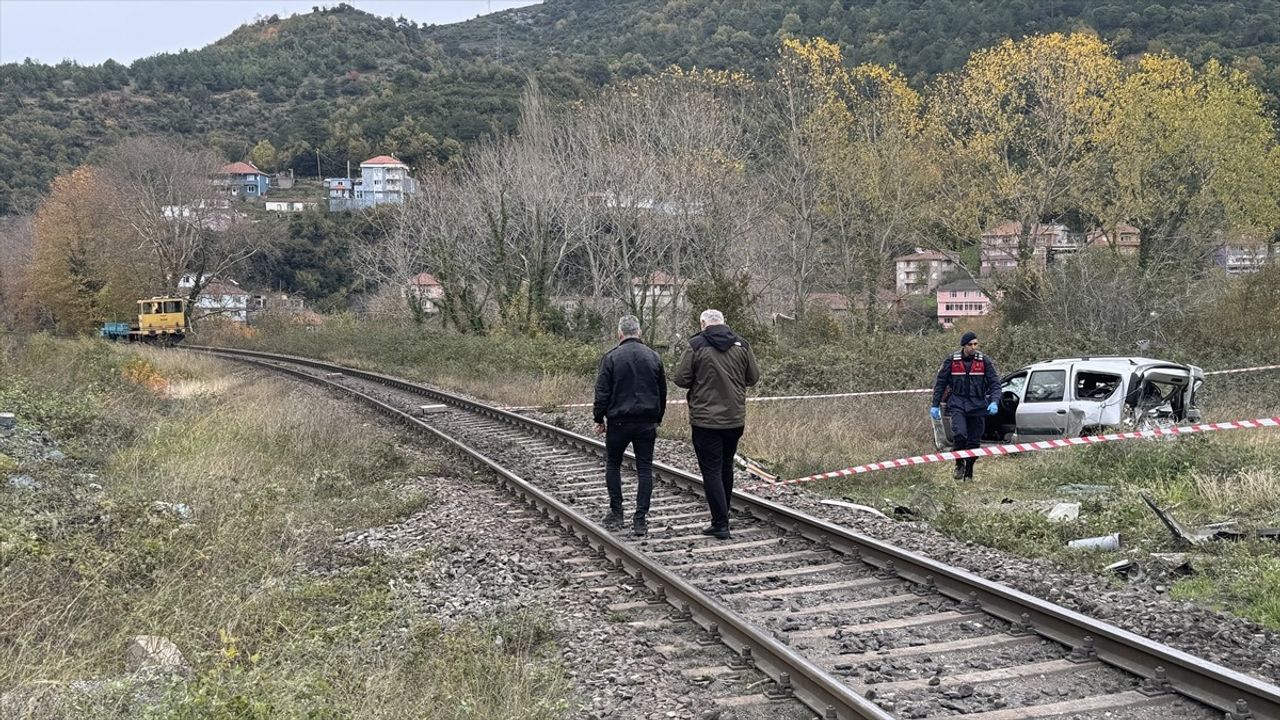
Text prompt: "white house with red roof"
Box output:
[[404, 272, 445, 313], [215, 161, 270, 198], [354, 155, 417, 207]]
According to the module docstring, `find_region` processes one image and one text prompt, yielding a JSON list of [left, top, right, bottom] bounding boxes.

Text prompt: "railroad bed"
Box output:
[[189, 345, 1280, 720]]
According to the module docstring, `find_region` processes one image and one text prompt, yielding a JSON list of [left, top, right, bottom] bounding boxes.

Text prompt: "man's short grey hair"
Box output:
[[618, 315, 641, 337], [700, 309, 725, 326]]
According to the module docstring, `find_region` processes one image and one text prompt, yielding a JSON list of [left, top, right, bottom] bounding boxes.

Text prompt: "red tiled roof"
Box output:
[[409, 272, 441, 286], [219, 161, 265, 176], [201, 281, 249, 298], [361, 155, 407, 167]]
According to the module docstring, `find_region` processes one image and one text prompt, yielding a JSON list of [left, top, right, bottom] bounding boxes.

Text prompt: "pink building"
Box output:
[[936, 278, 991, 329]]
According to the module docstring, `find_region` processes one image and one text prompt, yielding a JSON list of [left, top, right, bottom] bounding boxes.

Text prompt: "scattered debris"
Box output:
[[124, 635, 188, 675], [418, 404, 448, 415], [892, 505, 919, 520], [1105, 558, 1142, 579], [1067, 533, 1122, 551], [1057, 483, 1113, 496], [1149, 553, 1195, 575], [735, 454, 777, 484], [819, 499, 889, 519], [151, 502, 193, 521], [0, 412, 15, 430], [1259, 528, 1280, 541], [1140, 491, 1244, 545], [1045, 502, 1081, 523], [7, 474, 39, 490]]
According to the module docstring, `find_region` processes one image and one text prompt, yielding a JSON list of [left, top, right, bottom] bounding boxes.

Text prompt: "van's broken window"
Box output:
[[1025, 370, 1066, 403], [1075, 372, 1121, 401]]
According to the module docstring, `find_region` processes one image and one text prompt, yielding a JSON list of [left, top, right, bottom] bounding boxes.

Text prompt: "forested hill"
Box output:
[[3, 0, 1280, 215]]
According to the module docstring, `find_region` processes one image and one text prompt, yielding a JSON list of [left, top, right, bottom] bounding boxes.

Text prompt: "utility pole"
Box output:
[[315, 149, 321, 179]]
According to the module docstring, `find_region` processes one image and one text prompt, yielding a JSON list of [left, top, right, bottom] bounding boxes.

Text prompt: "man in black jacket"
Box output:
[[594, 315, 667, 537], [673, 309, 760, 540]]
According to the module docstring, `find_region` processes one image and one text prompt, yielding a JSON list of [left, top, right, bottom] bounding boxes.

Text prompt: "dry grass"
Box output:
[[1195, 468, 1280, 518], [0, 339, 570, 718]]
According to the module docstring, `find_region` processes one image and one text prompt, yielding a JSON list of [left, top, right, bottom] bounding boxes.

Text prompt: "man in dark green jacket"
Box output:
[[673, 309, 760, 539]]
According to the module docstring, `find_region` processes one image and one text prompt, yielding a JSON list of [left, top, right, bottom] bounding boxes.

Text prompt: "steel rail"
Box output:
[[190, 346, 1280, 719], [198, 348, 893, 720]]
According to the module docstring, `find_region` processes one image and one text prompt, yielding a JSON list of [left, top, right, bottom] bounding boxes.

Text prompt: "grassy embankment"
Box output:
[[0, 334, 569, 718], [201, 318, 1280, 628]]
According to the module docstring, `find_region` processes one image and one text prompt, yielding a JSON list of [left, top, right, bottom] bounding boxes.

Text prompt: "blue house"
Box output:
[[216, 162, 270, 198]]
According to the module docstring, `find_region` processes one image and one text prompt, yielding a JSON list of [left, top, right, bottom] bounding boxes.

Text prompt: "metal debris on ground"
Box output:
[[1105, 558, 1142, 580], [735, 453, 778, 484], [1140, 491, 1245, 544], [1149, 553, 1196, 575], [1067, 533, 1122, 551]]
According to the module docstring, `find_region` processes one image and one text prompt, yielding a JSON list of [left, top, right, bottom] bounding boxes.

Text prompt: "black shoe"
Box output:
[[601, 510, 624, 530], [953, 465, 965, 480], [700, 525, 731, 540], [632, 516, 647, 537]]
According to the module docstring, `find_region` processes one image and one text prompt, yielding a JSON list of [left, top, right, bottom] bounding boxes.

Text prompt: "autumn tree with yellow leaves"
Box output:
[[770, 38, 937, 330], [927, 33, 1122, 272], [1088, 54, 1280, 267], [30, 167, 150, 332]]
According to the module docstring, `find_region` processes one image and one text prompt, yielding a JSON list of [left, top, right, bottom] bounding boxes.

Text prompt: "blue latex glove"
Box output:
[[987, 402, 999, 415], [929, 407, 941, 420]]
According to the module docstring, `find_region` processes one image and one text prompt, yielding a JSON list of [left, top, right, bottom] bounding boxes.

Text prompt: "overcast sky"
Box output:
[[0, 0, 541, 65]]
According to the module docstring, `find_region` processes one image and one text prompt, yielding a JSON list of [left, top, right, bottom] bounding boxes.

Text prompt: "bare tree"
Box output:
[[356, 170, 493, 333], [760, 74, 827, 319], [102, 137, 269, 317], [0, 214, 35, 328]]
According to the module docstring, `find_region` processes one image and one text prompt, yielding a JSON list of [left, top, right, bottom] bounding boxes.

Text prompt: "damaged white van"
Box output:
[[938, 357, 1205, 447]]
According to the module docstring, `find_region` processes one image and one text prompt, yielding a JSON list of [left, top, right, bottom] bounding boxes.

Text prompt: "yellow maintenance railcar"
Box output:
[[100, 297, 191, 344]]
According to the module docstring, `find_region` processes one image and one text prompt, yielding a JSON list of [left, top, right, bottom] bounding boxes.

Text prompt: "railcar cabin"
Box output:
[[100, 297, 191, 345]]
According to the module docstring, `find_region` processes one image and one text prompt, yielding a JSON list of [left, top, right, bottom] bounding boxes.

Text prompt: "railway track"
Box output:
[[190, 345, 1280, 720]]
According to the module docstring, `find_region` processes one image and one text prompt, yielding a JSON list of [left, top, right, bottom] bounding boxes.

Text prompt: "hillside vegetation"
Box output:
[[4, 0, 1280, 214]]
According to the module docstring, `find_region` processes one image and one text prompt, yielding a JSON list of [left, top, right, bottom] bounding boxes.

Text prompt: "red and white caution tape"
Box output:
[[504, 362, 1279, 411], [746, 416, 1280, 492], [502, 386, 930, 411]]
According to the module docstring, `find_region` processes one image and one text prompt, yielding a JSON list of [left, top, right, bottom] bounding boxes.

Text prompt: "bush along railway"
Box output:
[[189, 344, 1280, 720]]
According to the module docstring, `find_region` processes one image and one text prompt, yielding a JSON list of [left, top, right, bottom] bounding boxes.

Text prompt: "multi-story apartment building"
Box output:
[[894, 249, 958, 295]]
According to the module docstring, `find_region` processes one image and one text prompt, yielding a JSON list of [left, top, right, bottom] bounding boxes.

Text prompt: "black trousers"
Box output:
[[605, 421, 657, 517], [691, 425, 744, 531], [952, 412, 986, 476]]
